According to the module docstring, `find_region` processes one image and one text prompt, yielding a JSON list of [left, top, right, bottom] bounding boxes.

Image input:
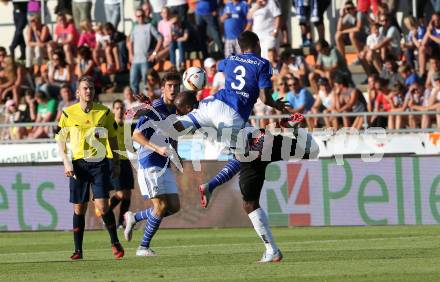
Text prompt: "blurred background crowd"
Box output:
[[1, 0, 440, 141]]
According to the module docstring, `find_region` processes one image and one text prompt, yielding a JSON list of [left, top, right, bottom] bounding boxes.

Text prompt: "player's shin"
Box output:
[[248, 208, 278, 255], [73, 213, 85, 252], [140, 208, 163, 248], [102, 210, 119, 244]]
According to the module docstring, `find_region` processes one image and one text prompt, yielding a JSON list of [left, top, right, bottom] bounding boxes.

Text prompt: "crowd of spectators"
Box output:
[[1, 0, 440, 141]]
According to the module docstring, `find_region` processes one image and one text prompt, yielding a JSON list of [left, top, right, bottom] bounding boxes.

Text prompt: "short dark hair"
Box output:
[[77, 75, 95, 88], [161, 71, 181, 86], [60, 83, 70, 91], [35, 91, 47, 101], [316, 39, 330, 50], [0, 46, 6, 54], [175, 91, 198, 108], [113, 99, 124, 108], [333, 75, 348, 86], [238, 31, 260, 51], [104, 22, 116, 33]]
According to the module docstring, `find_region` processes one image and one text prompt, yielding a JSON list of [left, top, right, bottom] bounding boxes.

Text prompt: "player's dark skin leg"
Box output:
[[243, 201, 259, 214]]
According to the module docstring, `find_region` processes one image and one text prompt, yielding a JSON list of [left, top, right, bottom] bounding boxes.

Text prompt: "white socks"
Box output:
[[248, 208, 278, 254]]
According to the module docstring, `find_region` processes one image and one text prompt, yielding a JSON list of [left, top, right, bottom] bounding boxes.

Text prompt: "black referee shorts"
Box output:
[[70, 158, 112, 204]]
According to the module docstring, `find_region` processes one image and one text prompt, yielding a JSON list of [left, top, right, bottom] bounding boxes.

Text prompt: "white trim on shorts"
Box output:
[[137, 166, 178, 199]]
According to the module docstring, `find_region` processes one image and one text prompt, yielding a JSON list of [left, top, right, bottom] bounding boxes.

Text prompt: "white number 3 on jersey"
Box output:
[[231, 66, 246, 90]]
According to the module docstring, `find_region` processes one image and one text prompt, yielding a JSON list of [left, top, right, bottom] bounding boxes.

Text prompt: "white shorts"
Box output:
[[179, 97, 246, 150], [137, 166, 178, 199]]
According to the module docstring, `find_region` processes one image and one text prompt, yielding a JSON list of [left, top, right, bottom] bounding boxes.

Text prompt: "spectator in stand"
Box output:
[[77, 46, 99, 87], [402, 16, 426, 70], [169, 15, 189, 70], [72, 0, 92, 30], [398, 65, 419, 88], [145, 69, 162, 101], [425, 76, 440, 128], [9, 0, 27, 60], [309, 39, 352, 93], [211, 65, 225, 94], [28, 91, 57, 139], [389, 83, 409, 129], [366, 13, 401, 75], [157, 7, 174, 61], [335, 0, 369, 60], [42, 51, 72, 98], [1, 99, 26, 140], [92, 23, 108, 65], [56, 83, 76, 121], [246, 0, 281, 60], [293, 0, 331, 46], [140, 2, 155, 25], [425, 55, 440, 89], [279, 49, 309, 86], [167, 0, 189, 25], [406, 80, 429, 128], [370, 77, 392, 128], [265, 75, 288, 127], [128, 9, 163, 96], [26, 14, 51, 72], [332, 75, 366, 129], [150, 0, 166, 25], [357, 0, 379, 20], [366, 73, 380, 113], [267, 48, 280, 76], [286, 77, 315, 128], [311, 77, 334, 128], [23, 89, 37, 123], [0, 56, 32, 105], [55, 0, 72, 15], [221, 0, 248, 58], [196, 0, 223, 57], [49, 12, 79, 65], [359, 23, 382, 75], [104, 0, 122, 29], [379, 56, 404, 88], [197, 57, 217, 101], [420, 12, 440, 78], [77, 20, 96, 49], [0, 47, 6, 73], [104, 22, 127, 72], [123, 86, 141, 109]]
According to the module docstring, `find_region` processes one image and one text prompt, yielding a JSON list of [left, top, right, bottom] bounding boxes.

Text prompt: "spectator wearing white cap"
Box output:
[[198, 58, 217, 101]]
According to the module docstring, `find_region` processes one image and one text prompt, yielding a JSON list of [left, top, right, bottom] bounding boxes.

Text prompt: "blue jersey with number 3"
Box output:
[[214, 52, 272, 120]]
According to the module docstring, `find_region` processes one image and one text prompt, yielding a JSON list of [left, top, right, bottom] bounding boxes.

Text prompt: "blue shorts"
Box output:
[[70, 158, 112, 203], [110, 159, 135, 190]]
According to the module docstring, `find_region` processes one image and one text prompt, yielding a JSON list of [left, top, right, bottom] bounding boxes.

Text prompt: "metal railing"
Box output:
[[0, 110, 439, 144]]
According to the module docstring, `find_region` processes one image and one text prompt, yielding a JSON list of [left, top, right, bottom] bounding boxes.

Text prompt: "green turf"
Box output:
[[1, 225, 440, 281]]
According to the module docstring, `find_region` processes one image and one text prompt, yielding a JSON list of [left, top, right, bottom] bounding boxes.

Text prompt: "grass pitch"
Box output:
[[1, 225, 440, 281]]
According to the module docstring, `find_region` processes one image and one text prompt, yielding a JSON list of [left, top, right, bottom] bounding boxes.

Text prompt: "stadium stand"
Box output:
[[0, 0, 438, 143]]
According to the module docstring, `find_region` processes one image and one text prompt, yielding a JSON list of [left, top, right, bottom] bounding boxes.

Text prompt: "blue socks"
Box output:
[[207, 158, 241, 193], [140, 208, 162, 248]]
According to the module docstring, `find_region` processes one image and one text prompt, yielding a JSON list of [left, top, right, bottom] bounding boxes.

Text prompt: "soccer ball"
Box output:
[[182, 66, 207, 91]]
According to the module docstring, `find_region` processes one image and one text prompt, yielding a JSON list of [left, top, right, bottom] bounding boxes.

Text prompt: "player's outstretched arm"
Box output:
[[259, 88, 289, 114]]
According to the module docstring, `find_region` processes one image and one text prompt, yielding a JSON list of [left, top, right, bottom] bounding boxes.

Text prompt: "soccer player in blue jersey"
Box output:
[[123, 72, 181, 256], [155, 31, 288, 159], [174, 91, 319, 263]]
